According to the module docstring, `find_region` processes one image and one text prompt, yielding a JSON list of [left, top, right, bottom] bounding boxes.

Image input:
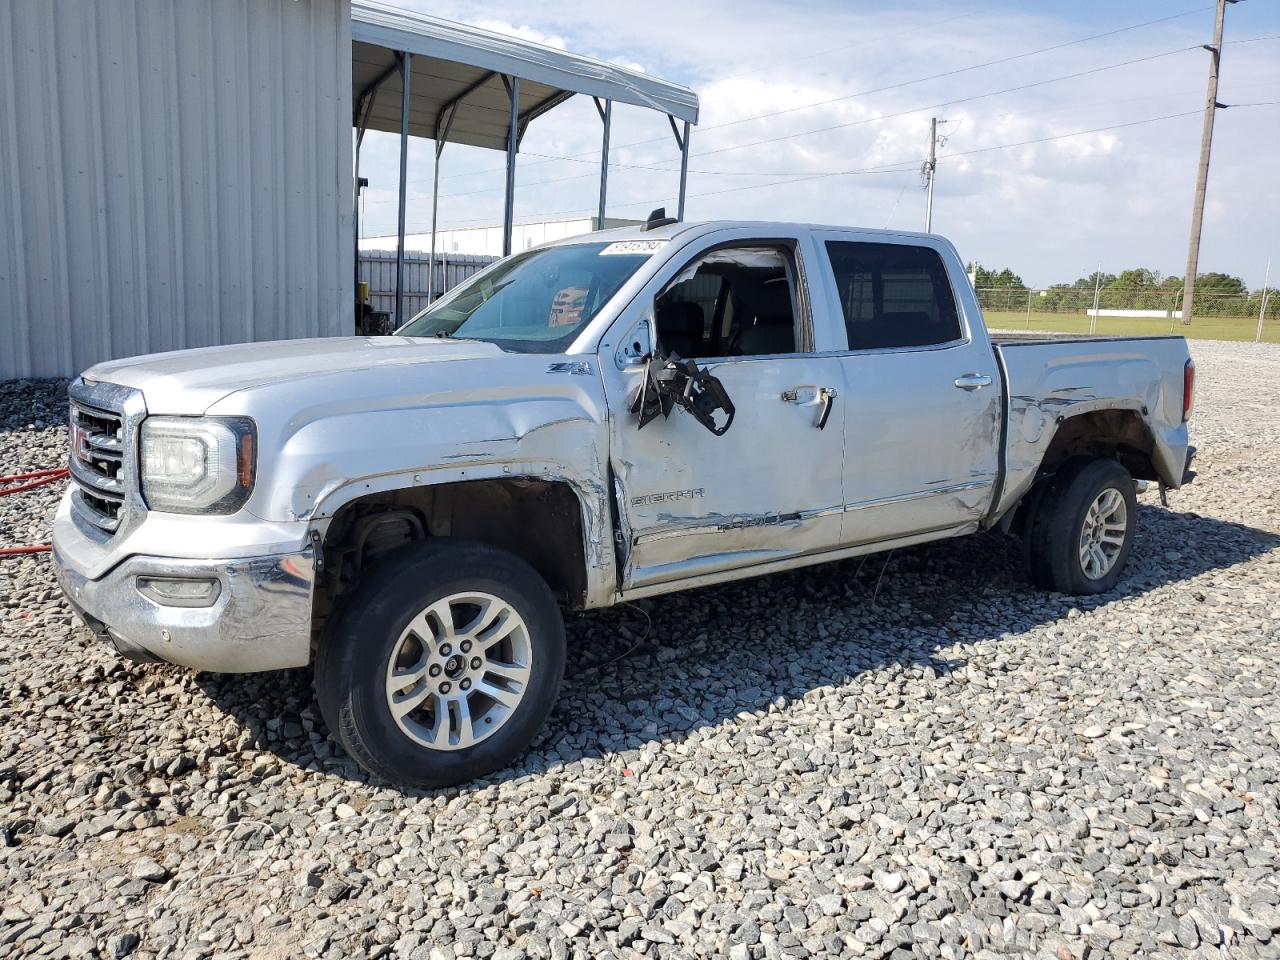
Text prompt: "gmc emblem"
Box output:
[[71, 423, 91, 464]]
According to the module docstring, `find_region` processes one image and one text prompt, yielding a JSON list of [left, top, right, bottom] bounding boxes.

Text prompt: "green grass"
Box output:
[[984, 310, 1279, 344]]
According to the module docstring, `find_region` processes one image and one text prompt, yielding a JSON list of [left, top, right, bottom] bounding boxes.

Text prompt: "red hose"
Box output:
[[1, 467, 68, 555], [1, 469, 69, 496], [2, 468, 67, 482]]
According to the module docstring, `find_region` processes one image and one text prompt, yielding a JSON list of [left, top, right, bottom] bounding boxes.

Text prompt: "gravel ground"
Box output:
[[2, 339, 1279, 960]]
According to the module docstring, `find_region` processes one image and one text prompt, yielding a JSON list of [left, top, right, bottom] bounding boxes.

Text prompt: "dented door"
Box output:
[[606, 354, 848, 590], [598, 231, 849, 591]]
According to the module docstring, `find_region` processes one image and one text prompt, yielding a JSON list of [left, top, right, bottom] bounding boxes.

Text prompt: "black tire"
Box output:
[[1024, 457, 1138, 595], [315, 539, 565, 788]]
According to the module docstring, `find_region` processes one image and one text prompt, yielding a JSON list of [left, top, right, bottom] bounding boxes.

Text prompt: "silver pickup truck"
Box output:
[[52, 219, 1195, 786]]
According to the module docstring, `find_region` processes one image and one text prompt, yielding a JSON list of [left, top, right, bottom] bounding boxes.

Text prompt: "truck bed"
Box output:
[[989, 333, 1192, 521]]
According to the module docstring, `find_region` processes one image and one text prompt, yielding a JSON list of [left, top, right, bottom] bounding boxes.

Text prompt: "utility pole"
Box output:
[[925, 117, 938, 233], [1181, 0, 1236, 326]]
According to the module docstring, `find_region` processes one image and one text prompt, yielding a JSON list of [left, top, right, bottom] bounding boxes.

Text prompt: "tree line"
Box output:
[[971, 264, 1276, 319]]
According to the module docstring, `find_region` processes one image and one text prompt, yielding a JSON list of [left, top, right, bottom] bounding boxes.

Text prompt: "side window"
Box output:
[[655, 246, 801, 359], [825, 242, 962, 351]]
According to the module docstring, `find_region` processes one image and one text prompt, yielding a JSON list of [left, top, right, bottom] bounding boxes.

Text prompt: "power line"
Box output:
[[395, 103, 1276, 234], [665, 7, 1216, 137], [364, 73, 1280, 212], [364, 52, 1271, 208], [372, 33, 1280, 206], [421, 5, 1216, 185], [374, 54, 1222, 205], [688, 45, 1201, 160]]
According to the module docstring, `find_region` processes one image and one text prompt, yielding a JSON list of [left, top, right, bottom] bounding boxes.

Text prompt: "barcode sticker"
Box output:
[[599, 239, 668, 256]]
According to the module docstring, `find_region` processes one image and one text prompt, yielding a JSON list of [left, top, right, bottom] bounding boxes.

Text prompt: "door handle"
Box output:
[[815, 387, 836, 430], [954, 373, 993, 391], [782, 386, 837, 428], [781, 386, 818, 404]]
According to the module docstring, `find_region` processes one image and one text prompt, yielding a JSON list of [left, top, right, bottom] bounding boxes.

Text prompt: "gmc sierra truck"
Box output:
[[52, 219, 1196, 787]]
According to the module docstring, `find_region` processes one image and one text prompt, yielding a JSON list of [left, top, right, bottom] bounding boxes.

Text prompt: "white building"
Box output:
[[360, 217, 641, 257]]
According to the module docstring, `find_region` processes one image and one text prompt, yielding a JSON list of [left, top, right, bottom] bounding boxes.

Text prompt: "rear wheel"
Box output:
[[1024, 457, 1137, 595], [316, 540, 565, 788]]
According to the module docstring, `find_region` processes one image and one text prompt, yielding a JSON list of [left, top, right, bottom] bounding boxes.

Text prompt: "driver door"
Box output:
[[599, 235, 848, 592]]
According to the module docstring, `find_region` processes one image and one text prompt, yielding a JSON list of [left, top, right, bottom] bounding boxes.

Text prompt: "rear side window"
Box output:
[[825, 241, 962, 351]]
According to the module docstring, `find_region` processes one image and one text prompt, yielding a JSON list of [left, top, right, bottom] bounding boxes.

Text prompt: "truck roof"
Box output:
[[555, 220, 943, 246]]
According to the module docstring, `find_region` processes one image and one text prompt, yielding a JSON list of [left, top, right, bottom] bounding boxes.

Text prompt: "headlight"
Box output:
[[140, 416, 256, 514]]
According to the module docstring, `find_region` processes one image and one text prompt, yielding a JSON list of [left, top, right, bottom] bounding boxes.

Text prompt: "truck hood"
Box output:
[[85, 337, 506, 413]]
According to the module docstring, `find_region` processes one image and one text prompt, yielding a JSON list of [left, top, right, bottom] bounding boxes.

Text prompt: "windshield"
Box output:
[[397, 241, 655, 353]]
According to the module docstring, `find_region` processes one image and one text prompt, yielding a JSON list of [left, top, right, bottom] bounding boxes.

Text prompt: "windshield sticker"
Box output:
[[599, 239, 668, 256]]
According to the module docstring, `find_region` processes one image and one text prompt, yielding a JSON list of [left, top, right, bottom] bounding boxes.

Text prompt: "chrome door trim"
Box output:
[[632, 503, 846, 546], [843, 479, 992, 513]]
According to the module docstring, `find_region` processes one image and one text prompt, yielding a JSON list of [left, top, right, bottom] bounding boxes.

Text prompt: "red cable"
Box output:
[[1, 470, 69, 497], [0, 466, 68, 556], [0, 468, 67, 482]]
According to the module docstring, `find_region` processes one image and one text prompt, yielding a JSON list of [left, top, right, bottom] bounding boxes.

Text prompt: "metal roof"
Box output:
[[352, 2, 699, 151]]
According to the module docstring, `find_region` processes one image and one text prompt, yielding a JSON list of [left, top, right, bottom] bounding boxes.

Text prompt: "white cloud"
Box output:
[[361, 0, 1280, 286], [468, 18, 567, 51]]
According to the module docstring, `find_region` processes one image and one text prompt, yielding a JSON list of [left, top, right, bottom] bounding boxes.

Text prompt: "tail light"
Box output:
[[1182, 358, 1195, 422]]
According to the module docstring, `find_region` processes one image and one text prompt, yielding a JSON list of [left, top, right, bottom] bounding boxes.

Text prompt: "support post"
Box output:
[[395, 52, 411, 328], [668, 116, 691, 221], [1026, 288, 1033, 329], [595, 98, 611, 229], [429, 144, 441, 302], [677, 120, 690, 221], [354, 132, 362, 329], [1181, 0, 1235, 326], [502, 75, 520, 257], [1258, 257, 1272, 343], [428, 108, 457, 302]]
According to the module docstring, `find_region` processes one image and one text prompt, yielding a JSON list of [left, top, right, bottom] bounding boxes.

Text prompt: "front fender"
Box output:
[[206, 364, 616, 606]]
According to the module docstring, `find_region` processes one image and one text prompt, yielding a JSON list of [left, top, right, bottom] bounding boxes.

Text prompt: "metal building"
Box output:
[[1, 0, 354, 380], [0, 0, 698, 380]]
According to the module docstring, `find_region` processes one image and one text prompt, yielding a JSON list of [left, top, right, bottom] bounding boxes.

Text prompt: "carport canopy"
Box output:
[[351, 1, 700, 322]]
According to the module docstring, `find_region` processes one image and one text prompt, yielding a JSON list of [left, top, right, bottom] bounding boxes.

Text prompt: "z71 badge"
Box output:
[[631, 488, 704, 507]]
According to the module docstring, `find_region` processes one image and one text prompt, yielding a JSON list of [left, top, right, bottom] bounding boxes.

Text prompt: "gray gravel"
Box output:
[[3, 339, 1280, 960]]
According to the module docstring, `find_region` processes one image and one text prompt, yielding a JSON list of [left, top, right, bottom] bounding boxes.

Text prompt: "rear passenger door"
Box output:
[[812, 233, 1002, 546]]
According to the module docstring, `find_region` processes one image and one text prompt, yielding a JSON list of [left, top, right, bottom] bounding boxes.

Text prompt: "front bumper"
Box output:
[[53, 546, 315, 673]]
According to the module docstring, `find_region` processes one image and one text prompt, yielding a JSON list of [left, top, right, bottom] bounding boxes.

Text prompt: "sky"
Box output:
[[355, 0, 1280, 288]]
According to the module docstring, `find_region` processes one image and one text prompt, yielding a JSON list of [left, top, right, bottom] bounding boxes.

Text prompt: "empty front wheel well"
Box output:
[[311, 478, 589, 638]]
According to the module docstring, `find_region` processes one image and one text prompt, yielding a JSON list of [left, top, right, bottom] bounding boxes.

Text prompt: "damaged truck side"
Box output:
[[52, 221, 1196, 787]]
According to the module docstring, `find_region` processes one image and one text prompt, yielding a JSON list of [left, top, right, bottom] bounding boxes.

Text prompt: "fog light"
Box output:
[[137, 577, 221, 608]]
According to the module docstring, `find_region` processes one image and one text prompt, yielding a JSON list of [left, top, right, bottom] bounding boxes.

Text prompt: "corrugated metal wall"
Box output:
[[359, 251, 497, 325], [0, 0, 353, 380]]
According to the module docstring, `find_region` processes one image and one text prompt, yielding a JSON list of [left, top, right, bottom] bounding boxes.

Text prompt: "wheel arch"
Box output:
[[308, 473, 609, 640], [1039, 405, 1158, 482]]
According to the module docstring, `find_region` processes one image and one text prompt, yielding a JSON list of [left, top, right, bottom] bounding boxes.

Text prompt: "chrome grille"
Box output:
[[67, 380, 144, 536]]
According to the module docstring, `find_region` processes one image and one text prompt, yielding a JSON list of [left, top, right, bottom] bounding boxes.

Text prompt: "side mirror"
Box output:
[[629, 353, 736, 437]]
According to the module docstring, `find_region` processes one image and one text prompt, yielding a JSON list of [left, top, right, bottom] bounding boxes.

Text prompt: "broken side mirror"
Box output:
[[629, 352, 736, 437]]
